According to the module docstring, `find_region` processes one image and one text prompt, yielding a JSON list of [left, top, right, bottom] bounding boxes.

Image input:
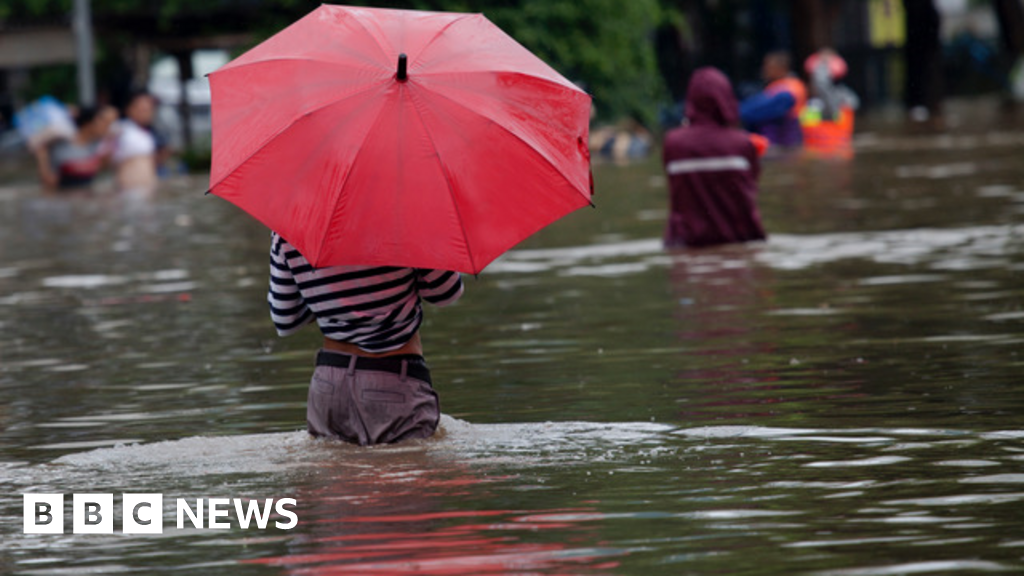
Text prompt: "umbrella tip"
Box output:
[[397, 53, 408, 82]]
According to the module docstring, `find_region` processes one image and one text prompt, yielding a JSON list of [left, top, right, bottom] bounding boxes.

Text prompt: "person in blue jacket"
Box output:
[[739, 51, 807, 147]]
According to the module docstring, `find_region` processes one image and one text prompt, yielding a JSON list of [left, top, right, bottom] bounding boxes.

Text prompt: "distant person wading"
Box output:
[[663, 67, 767, 248], [739, 51, 807, 148], [32, 105, 117, 191], [113, 91, 159, 192]]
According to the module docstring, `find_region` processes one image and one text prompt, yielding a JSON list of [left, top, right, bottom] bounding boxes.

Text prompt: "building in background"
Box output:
[[147, 50, 228, 152]]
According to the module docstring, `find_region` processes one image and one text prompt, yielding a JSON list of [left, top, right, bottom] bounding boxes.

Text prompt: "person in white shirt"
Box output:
[[113, 91, 158, 192]]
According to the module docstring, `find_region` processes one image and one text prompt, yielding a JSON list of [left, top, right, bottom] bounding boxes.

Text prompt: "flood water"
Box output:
[[1, 99, 1023, 575]]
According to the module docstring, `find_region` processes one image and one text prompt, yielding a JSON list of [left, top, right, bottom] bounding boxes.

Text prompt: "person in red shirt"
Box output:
[[32, 105, 117, 190]]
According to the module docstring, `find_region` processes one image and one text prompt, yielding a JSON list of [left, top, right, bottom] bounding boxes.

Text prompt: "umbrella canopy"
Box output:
[[208, 4, 592, 274]]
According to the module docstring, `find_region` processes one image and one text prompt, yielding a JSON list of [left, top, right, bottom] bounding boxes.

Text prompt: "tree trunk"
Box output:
[[790, 0, 825, 72], [655, 19, 694, 104], [902, 0, 942, 118], [995, 0, 1024, 100], [994, 0, 1024, 57], [173, 50, 194, 152]]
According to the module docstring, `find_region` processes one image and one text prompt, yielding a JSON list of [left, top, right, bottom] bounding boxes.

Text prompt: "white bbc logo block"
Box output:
[[122, 494, 163, 534], [73, 493, 114, 534], [24, 494, 64, 534]]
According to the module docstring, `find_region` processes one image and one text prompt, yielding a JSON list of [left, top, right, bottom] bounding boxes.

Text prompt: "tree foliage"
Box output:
[[482, 0, 667, 125], [1, 0, 672, 126]]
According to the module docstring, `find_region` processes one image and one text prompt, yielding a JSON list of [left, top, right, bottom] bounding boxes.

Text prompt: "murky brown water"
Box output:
[[1, 99, 1023, 574]]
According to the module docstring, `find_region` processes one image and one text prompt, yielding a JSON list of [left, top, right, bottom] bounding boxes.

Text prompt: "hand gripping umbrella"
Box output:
[[208, 4, 593, 274]]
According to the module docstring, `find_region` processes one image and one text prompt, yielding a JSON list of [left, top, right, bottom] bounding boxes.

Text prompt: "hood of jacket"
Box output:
[[685, 67, 739, 128]]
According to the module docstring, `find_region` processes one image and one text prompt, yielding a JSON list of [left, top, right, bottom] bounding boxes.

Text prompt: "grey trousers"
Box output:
[[307, 350, 440, 445]]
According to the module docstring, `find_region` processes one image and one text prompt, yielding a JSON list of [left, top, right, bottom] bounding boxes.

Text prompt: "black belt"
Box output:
[[316, 351, 432, 384]]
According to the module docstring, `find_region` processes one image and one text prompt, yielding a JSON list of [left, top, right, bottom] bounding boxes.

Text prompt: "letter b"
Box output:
[[24, 494, 64, 534], [37, 502, 53, 525], [74, 494, 113, 534], [84, 502, 103, 525]]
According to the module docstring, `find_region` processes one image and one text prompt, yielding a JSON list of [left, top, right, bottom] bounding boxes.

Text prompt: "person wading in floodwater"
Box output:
[[739, 51, 807, 148], [663, 66, 767, 248], [268, 234, 463, 446]]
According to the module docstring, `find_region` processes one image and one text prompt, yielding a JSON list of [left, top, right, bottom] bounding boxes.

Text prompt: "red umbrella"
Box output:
[[208, 4, 592, 274]]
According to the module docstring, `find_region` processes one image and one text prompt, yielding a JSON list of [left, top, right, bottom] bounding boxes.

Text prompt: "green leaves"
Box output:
[[2, 0, 673, 127], [486, 0, 667, 125]]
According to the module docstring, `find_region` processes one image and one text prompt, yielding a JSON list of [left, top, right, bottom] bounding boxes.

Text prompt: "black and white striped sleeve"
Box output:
[[416, 269, 463, 307], [268, 233, 314, 336]]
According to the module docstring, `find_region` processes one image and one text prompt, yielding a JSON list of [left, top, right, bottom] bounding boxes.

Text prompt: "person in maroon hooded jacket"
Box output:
[[663, 67, 768, 248]]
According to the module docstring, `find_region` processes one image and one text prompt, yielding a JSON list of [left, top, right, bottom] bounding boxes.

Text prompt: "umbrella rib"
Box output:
[[419, 69, 581, 95], [411, 13, 476, 66], [312, 92, 394, 266], [406, 92, 478, 273], [347, 11, 395, 65], [209, 82, 383, 192], [218, 56, 385, 75], [418, 78, 590, 203]]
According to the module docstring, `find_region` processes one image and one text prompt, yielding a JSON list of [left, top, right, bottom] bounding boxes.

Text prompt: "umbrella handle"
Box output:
[[397, 53, 408, 82]]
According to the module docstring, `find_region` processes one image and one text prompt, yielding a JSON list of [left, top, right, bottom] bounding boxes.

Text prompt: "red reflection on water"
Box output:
[[319, 509, 514, 524], [668, 245, 866, 420], [669, 247, 780, 420], [243, 448, 623, 574]]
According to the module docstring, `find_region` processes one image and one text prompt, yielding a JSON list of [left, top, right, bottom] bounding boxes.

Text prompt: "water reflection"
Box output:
[[248, 443, 625, 574], [667, 246, 785, 421]]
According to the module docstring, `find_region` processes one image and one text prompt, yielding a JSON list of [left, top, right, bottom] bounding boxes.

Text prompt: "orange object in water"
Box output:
[[801, 106, 854, 157], [748, 133, 769, 157]]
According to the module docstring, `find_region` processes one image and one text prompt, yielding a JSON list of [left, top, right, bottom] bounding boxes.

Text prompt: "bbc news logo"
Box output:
[[23, 493, 297, 534]]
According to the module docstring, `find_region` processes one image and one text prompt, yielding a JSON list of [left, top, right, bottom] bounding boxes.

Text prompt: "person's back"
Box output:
[[268, 232, 463, 445], [663, 67, 766, 248]]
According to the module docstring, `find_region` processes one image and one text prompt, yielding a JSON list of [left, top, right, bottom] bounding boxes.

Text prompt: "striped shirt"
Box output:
[[268, 232, 464, 353]]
